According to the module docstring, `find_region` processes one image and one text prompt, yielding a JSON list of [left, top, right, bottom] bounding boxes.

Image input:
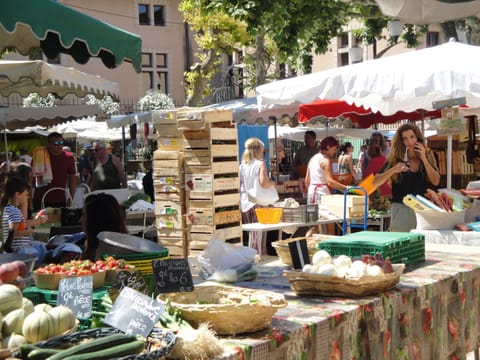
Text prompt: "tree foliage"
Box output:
[[180, 0, 250, 106]]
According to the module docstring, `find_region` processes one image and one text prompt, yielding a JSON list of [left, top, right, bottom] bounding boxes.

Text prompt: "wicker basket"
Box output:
[[157, 285, 287, 335], [284, 264, 405, 297], [272, 235, 337, 266]]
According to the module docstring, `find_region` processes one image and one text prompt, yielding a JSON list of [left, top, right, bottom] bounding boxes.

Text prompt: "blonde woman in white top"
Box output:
[[239, 138, 276, 255]]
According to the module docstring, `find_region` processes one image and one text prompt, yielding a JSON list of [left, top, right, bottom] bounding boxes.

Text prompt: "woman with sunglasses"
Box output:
[[32, 132, 77, 210]]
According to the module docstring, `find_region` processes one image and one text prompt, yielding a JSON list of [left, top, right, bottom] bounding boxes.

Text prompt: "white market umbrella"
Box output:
[[0, 105, 101, 131], [0, 60, 119, 100], [374, 0, 480, 25], [257, 40, 480, 116]]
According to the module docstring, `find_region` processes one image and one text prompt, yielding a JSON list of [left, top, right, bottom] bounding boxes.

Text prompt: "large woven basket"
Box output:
[[272, 235, 337, 266], [157, 285, 287, 335], [284, 264, 405, 297]]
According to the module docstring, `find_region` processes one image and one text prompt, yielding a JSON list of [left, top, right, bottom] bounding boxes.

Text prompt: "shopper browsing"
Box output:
[[372, 123, 440, 232]]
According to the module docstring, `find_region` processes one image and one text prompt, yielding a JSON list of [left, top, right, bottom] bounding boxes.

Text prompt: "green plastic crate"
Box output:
[[23, 286, 109, 312], [317, 231, 425, 266]]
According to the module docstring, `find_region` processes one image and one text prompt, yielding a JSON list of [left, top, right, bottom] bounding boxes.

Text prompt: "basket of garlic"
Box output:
[[283, 250, 405, 297], [272, 234, 337, 266]]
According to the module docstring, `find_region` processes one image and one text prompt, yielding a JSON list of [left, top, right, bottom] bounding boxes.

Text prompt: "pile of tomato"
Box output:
[[36, 257, 134, 276]]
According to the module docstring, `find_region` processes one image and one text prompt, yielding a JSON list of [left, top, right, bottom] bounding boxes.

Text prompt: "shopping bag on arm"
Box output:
[[247, 178, 279, 206]]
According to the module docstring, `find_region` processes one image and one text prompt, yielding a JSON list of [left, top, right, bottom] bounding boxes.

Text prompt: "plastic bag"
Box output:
[[197, 232, 256, 275], [247, 178, 279, 206]]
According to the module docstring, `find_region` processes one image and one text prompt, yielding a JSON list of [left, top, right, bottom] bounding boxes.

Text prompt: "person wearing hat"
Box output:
[[78, 144, 93, 186]]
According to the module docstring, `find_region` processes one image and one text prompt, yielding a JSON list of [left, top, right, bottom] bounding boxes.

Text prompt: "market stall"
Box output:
[[2, 241, 480, 359]]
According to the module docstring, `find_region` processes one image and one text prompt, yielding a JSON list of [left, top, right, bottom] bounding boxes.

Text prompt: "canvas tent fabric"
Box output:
[[298, 99, 441, 128], [374, 0, 480, 25], [0, 104, 101, 130], [256, 41, 480, 116], [0, 60, 120, 100], [0, 0, 142, 72]]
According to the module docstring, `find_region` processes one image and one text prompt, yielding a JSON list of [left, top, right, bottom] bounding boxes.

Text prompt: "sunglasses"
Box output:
[[94, 148, 105, 152], [50, 140, 64, 145]]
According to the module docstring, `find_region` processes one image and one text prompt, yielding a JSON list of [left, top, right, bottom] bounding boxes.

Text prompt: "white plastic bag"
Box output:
[[247, 178, 279, 206], [197, 232, 256, 274]]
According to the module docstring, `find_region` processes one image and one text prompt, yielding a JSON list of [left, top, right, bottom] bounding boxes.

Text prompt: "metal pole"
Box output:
[[122, 126, 126, 174], [274, 118, 279, 182], [447, 135, 452, 190]]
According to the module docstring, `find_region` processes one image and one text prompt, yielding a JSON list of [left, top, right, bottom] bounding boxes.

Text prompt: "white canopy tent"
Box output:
[[256, 41, 480, 116], [0, 104, 101, 130], [0, 60, 119, 100], [374, 0, 480, 25], [52, 116, 128, 144]]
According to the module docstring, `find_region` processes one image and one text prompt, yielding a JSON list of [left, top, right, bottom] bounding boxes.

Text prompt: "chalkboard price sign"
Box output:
[[108, 270, 149, 303], [57, 276, 93, 318], [104, 287, 164, 337], [153, 258, 194, 293]]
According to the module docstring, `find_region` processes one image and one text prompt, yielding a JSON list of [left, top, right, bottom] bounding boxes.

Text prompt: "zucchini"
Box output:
[[20, 343, 40, 358], [46, 334, 137, 360], [61, 340, 145, 360], [28, 348, 62, 360]]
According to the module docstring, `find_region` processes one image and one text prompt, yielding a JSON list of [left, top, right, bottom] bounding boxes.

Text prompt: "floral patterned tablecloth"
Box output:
[[215, 244, 480, 360]]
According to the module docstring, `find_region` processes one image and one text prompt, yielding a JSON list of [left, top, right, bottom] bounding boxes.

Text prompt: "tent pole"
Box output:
[[3, 127, 9, 171], [274, 118, 279, 183], [122, 126, 126, 174]]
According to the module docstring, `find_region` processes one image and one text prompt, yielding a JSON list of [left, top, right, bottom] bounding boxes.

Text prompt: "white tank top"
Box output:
[[307, 153, 327, 185]]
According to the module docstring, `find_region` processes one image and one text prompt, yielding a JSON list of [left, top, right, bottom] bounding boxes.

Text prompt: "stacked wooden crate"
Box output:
[[152, 110, 187, 258], [179, 108, 242, 255]]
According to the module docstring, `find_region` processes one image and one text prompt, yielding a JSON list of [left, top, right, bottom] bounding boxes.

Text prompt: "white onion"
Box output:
[[312, 250, 332, 266], [350, 260, 367, 276], [333, 255, 352, 269], [302, 264, 315, 273], [317, 263, 337, 276], [366, 264, 384, 276]]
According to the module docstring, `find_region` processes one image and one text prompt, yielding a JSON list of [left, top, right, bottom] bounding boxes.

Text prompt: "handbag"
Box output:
[[247, 178, 279, 206], [333, 173, 353, 185]]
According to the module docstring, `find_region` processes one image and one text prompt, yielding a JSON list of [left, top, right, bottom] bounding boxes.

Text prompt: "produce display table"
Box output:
[[412, 229, 480, 246], [209, 244, 480, 360]]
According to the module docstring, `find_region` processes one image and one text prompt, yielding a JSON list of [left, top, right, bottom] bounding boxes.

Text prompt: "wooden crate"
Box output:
[[153, 176, 182, 188], [157, 236, 187, 258], [186, 208, 241, 226], [185, 175, 239, 199], [153, 123, 181, 137], [150, 109, 178, 124], [156, 214, 184, 231], [187, 194, 239, 209], [188, 224, 242, 250], [176, 108, 233, 130], [155, 191, 184, 202], [320, 195, 366, 218], [157, 137, 183, 151], [155, 201, 183, 216], [153, 149, 181, 160], [184, 162, 239, 176], [153, 166, 183, 177], [157, 226, 184, 238]]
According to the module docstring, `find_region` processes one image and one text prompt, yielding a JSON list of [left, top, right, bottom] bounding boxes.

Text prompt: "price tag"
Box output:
[[104, 287, 164, 337], [57, 276, 93, 318], [107, 270, 149, 303], [153, 258, 194, 293]]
